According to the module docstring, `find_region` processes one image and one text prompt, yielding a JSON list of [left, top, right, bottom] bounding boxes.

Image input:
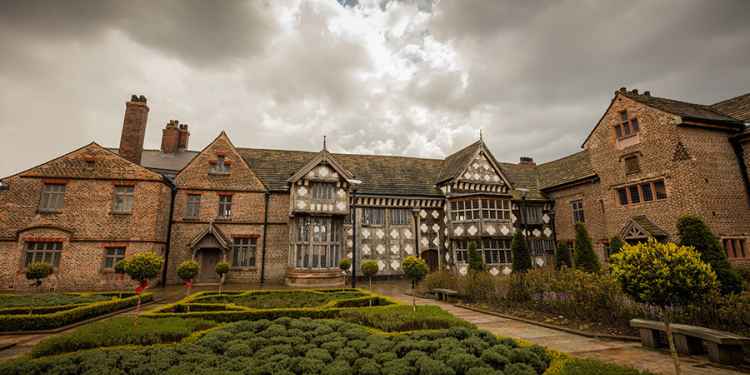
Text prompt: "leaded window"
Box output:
[[103, 247, 125, 270], [451, 199, 481, 221], [40, 184, 65, 212], [232, 237, 256, 267], [529, 239, 555, 257], [482, 238, 512, 264], [218, 195, 232, 218], [113, 186, 135, 213], [362, 208, 384, 225], [311, 182, 335, 200], [629, 185, 640, 204], [389, 209, 410, 225], [293, 216, 342, 269], [521, 206, 543, 224], [452, 240, 468, 263], [481, 199, 511, 220], [25, 242, 62, 267], [186, 194, 201, 218], [211, 155, 230, 173], [615, 110, 640, 140], [571, 199, 585, 224]]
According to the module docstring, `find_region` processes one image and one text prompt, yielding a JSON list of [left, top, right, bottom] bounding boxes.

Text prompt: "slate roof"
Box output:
[[536, 150, 596, 190], [712, 92, 750, 122], [436, 141, 481, 184], [108, 149, 199, 177], [621, 91, 741, 124], [631, 215, 668, 238]]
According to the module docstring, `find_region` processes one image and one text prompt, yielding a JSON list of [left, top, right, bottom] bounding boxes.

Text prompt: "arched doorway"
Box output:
[[188, 222, 230, 284], [421, 250, 439, 272], [196, 248, 222, 283]]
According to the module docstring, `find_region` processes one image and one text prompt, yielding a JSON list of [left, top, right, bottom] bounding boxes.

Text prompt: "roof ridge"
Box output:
[[622, 91, 735, 119], [711, 92, 750, 107], [238, 146, 445, 162], [537, 150, 589, 168]]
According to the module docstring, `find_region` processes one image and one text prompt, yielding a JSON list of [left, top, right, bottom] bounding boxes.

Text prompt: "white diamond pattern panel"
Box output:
[[376, 244, 385, 255], [376, 229, 385, 239], [297, 186, 308, 196], [420, 223, 428, 233], [405, 244, 414, 255], [544, 227, 553, 237], [468, 225, 478, 236], [390, 245, 399, 255], [403, 229, 412, 239], [362, 244, 371, 256], [432, 224, 440, 233], [390, 229, 399, 239]]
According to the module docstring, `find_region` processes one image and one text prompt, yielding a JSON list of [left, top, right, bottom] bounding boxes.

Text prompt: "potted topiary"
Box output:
[[402, 256, 428, 312], [610, 240, 718, 375], [177, 260, 199, 297], [215, 261, 230, 294], [26, 262, 53, 289], [121, 251, 164, 323], [339, 258, 352, 285]]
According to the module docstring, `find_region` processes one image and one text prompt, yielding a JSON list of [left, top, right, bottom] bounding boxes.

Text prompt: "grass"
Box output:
[[550, 357, 657, 375], [31, 317, 214, 358], [339, 305, 475, 332], [192, 290, 368, 309], [0, 293, 111, 308]]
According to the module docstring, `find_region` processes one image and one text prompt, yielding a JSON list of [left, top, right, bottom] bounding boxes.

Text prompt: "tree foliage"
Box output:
[[677, 215, 743, 295], [402, 256, 428, 283], [608, 236, 625, 256], [25, 262, 53, 287], [122, 252, 164, 283], [361, 260, 379, 278], [215, 262, 230, 277], [573, 223, 600, 273], [511, 231, 532, 273], [610, 240, 718, 306], [555, 242, 572, 269], [177, 260, 199, 282], [467, 241, 485, 272], [339, 258, 352, 274]]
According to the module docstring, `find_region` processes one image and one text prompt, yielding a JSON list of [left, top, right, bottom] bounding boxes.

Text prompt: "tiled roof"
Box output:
[[436, 141, 481, 184], [621, 91, 741, 124], [497, 162, 544, 200], [632, 215, 668, 238], [536, 150, 596, 190], [712, 92, 750, 122], [108, 148, 198, 177]]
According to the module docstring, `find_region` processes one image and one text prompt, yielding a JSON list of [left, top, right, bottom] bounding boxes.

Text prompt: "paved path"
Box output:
[[373, 285, 746, 375]]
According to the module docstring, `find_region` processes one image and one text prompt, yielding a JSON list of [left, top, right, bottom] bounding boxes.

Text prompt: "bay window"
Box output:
[[292, 216, 342, 269]]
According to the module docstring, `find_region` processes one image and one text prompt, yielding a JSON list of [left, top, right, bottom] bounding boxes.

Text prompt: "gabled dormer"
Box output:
[[436, 140, 513, 195], [288, 147, 354, 215], [174, 131, 266, 192]]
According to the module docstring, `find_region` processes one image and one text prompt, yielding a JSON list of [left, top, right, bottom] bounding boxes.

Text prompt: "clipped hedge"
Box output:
[[31, 317, 214, 358], [338, 305, 475, 332], [0, 292, 153, 331]]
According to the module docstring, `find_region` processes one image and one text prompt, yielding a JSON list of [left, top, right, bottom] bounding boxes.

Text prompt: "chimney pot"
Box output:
[[644, 90, 651, 96], [178, 123, 190, 150], [161, 121, 181, 154], [619, 87, 627, 93], [119, 94, 150, 165], [519, 156, 535, 165], [631, 89, 639, 95]]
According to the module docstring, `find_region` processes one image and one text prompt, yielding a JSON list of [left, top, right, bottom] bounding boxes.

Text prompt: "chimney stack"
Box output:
[[631, 89, 639, 95], [519, 156, 535, 165], [178, 124, 190, 150], [161, 120, 181, 154], [643, 90, 651, 96], [119, 95, 149, 165]]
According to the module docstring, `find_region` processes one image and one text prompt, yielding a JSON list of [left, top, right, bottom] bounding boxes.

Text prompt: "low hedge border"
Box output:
[[0, 293, 154, 332]]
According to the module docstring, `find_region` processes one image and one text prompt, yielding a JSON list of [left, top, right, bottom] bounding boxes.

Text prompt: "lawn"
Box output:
[[0, 293, 112, 308], [1, 288, 655, 375]]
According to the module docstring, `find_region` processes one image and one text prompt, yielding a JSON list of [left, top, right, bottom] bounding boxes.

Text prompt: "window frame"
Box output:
[[616, 179, 667, 207], [615, 110, 640, 141], [185, 194, 201, 219], [292, 217, 342, 269], [210, 155, 230, 174], [102, 247, 126, 270], [39, 183, 66, 212], [232, 237, 257, 268], [112, 185, 135, 214], [217, 194, 233, 219], [624, 155, 640, 174], [25, 241, 63, 268], [389, 208, 410, 226], [362, 208, 385, 226], [311, 182, 336, 201], [723, 238, 747, 259], [571, 199, 585, 224]]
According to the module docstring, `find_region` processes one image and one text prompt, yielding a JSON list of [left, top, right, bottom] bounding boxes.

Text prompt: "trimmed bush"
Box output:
[[25, 262, 53, 288], [677, 215, 743, 295], [338, 305, 474, 332], [573, 223, 600, 273], [361, 260, 379, 290], [468, 241, 485, 272], [122, 252, 164, 284], [31, 317, 213, 357], [511, 231, 532, 273], [608, 236, 625, 256], [177, 260, 199, 282], [549, 357, 655, 375], [555, 242, 572, 269]]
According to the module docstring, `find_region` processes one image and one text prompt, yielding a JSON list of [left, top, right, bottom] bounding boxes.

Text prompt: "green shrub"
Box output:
[[0, 293, 111, 308], [338, 305, 474, 332], [458, 271, 495, 303], [677, 215, 743, 295], [122, 252, 164, 283], [0, 292, 153, 332], [552, 358, 656, 375], [25, 262, 53, 287], [555, 242, 572, 269], [608, 236, 625, 256], [468, 241, 485, 272], [511, 231, 532, 273], [339, 258, 352, 273], [573, 223, 600, 273], [177, 260, 199, 282], [31, 316, 213, 357], [420, 270, 458, 293], [505, 362, 536, 375], [215, 261, 230, 277], [361, 260, 379, 287]]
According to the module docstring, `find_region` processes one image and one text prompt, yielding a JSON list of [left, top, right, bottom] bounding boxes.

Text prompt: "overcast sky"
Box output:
[[1, 0, 749, 177]]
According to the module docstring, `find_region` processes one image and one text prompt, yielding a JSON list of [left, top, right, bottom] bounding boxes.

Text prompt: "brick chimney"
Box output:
[[161, 120, 181, 154], [119, 95, 149, 165], [519, 156, 535, 165], [178, 124, 190, 150]]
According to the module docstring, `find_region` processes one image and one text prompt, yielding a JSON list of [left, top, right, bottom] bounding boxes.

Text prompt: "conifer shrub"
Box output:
[[608, 236, 625, 256], [468, 241, 485, 272], [511, 231, 532, 273], [573, 223, 600, 273], [555, 242, 572, 269], [677, 215, 743, 295]]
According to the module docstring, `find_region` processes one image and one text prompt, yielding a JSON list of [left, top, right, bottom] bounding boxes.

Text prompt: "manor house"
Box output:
[[1, 88, 749, 290]]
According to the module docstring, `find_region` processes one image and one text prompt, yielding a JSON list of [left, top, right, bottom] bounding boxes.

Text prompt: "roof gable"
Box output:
[[712, 92, 750, 122], [287, 149, 354, 184], [174, 132, 266, 191], [14, 142, 163, 182], [436, 140, 513, 189]]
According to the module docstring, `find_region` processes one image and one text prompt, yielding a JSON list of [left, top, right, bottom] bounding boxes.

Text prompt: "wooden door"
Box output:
[[198, 249, 220, 283], [421, 250, 438, 272]]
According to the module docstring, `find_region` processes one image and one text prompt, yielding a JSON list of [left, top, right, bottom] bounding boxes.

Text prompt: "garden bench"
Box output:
[[431, 288, 459, 302], [631, 319, 749, 365]]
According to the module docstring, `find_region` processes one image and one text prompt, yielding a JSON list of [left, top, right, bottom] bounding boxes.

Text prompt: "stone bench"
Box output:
[[631, 319, 749, 365], [431, 288, 459, 302]]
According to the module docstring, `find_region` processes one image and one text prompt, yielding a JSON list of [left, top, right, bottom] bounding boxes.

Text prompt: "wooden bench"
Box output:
[[631, 319, 749, 365], [431, 288, 459, 302]]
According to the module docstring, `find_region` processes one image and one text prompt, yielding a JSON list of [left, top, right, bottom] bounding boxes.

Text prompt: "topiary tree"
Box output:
[[402, 256, 428, 311], [610, 240, 719, 375], [361, 260, 379, 290], [177, 260, 199, 297], [511, 231, 532, 273], [677, 215, 743, 295], [555, 242, 572, 270], [122, 251, 164, 322], [573, 223, 600, 273], [608, 236, 625, 257], [339, 258, 352, 285], [467, 241, 485, 272], [215, 261, 230, 294], [25, 262, 53, 288]]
